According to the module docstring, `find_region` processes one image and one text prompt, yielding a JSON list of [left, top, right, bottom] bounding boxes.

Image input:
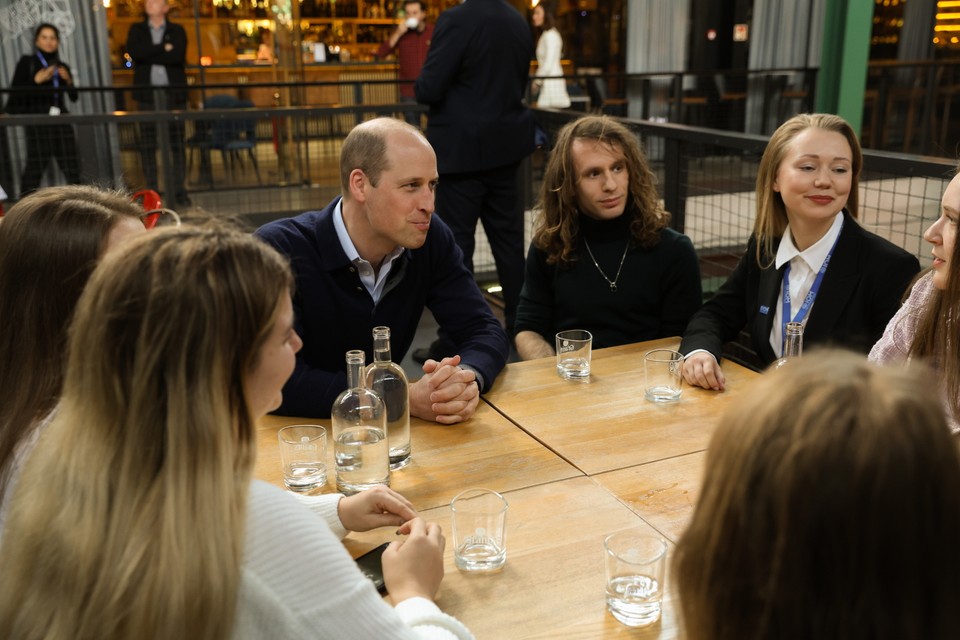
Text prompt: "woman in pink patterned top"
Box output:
[[869, 170, 960, 433]]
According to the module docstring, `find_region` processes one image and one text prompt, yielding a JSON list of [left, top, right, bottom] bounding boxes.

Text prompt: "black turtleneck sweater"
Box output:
[[515, 211, 702, 349]]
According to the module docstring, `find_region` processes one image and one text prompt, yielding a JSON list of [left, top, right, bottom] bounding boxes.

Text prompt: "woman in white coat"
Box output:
[[532, 4, 570, 109]]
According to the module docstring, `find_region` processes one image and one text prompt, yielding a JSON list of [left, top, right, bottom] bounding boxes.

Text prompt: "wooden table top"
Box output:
[[339, 477, 681, 639], [256, 400, 582, 512], [252, 339, 761, 638], [482, 338, 761, 475], [592, 451, 707, 544]]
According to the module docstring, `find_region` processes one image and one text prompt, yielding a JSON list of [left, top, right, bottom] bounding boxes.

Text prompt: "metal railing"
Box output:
[[1, 81, 954, 275]]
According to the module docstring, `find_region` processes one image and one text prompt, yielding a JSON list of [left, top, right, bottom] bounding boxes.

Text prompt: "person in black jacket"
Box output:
[[414, 0, 536, 357], [679, 113, 920, 391], [125, 0, 190, 207], [7, 23, 80, 197]]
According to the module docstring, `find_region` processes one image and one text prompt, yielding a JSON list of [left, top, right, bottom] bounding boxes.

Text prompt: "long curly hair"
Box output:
[[532, 115, 668, 267]]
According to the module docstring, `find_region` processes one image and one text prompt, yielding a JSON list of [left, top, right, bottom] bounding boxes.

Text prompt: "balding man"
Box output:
[[255, 118, 508, 424]]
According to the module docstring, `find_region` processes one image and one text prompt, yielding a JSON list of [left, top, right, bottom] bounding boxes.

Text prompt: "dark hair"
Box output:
[[403, 0, 425, 11], [34, 22, 60, 42], [532, 115, 668, 266], [0, 186, 143, 498], [674, 350, 960, 640], [533, 3, 555, 32]]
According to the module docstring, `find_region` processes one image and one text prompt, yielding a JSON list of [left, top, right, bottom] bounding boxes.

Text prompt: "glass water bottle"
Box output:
[[774, 322, 804, 369], [331, 349, 389, 494], [365, 326, 411, 469]]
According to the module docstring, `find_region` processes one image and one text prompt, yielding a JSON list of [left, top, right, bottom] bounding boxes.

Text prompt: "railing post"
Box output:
[[664, 137, 685, 233]]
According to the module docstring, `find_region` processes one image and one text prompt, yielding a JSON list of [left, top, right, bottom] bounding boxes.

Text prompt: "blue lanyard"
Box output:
[[36, 52, 60, 96], [781, 220, 843, 348]]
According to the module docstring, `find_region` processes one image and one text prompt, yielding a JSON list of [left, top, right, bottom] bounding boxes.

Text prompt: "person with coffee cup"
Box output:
[[377, 1, 434, 127]]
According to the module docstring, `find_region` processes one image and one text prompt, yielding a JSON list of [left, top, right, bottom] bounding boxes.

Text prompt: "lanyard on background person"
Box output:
[[36, 51, 60, 108], [781, 221, 843, 349]]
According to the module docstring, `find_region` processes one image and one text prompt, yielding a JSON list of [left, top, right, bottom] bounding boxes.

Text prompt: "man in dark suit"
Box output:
[[414, 0, 535, 356], [126, 0, 190, 207]]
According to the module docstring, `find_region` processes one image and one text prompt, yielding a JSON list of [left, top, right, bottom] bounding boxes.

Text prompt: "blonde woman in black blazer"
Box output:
[[680, 114, 919, 390]]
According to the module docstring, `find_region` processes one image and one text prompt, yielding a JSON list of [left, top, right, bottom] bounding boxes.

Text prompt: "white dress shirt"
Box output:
[[769, 212, 844, 357], [333, 199, 404, 304]]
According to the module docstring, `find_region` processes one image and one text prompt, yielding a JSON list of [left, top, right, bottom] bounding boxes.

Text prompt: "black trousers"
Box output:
[[435, 161, 525, 335], [138, 93, 187, 201], [19, 123, 80, 196]]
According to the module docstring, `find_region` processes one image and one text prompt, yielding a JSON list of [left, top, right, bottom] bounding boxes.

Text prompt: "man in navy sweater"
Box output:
[[255, 118, 508, 423]]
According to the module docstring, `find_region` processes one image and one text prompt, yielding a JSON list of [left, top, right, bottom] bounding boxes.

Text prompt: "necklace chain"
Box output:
[[583, 238, 630, 292]]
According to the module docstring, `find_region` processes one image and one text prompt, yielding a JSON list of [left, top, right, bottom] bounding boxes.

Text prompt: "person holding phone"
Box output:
[[377, 0, 433, 127], [0, 225, 473, 639], [6, 23, 81, 197]]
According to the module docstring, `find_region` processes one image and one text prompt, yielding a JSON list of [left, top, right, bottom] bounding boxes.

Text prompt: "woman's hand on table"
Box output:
[[337, 485, 418, 532], [410, 355, 480, 424], [383, 517, 445, 603], [681, 351, 726, 391]]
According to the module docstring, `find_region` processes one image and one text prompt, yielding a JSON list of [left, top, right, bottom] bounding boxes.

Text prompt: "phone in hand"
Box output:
[[355, 542, 390, 595]]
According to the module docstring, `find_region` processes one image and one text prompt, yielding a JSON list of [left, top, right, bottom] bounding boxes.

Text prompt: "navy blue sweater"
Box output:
[[255, 198, 509, 417]]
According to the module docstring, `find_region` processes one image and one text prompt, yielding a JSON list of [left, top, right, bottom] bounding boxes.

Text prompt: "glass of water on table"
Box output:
[[555, 330, 592, 380], [277, 424, 328, 491], [451, 488, 508, 572], [604, 531, 667, 627]]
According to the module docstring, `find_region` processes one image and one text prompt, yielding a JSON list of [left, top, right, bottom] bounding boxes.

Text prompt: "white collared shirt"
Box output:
[[332, 199, 404, 304], [768, 212, 844, 357]]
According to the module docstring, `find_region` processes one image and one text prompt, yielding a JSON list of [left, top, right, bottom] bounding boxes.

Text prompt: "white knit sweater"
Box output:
[[235, 481, 474, 639]]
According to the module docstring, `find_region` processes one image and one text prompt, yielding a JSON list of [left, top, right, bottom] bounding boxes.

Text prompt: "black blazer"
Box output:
[[414, 0, 535, 174], [680, 213, 921, 366], [125, 18, 188, 106], [6, 54, 78, 114]]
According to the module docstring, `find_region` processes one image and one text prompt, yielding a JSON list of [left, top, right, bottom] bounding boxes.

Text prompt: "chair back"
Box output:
[[206, 95, 255, 148]]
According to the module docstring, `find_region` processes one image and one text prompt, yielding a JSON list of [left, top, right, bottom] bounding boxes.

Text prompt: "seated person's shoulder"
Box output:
[[256, 210, 327, 246]]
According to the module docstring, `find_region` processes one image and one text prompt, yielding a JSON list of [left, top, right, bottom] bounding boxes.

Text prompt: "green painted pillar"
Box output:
[[815, 0, 874, 132]]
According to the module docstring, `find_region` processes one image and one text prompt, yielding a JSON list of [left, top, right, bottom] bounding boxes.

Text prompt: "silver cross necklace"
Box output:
[[583, 238, 630, 292]]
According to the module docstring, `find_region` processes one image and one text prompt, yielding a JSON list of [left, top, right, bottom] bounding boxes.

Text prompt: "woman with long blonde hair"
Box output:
[[680, 113, 919, 390], [0, 225, 472, 639], [674, 351, 960, 639], [0, 185, 144, 529]]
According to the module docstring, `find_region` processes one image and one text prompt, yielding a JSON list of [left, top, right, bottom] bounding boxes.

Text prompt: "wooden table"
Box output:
[[256, 400, 581, 511], [254, 339, 761, 638], [340, 477, 680, 640], [483, 338, 760, 475]]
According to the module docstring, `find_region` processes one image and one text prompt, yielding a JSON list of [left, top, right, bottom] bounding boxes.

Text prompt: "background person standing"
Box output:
[[414, 0, 535, 357], [377, 0, 433, 127], [6, 23, 81, 198], [126, 0, 190, 207], [530, 3, 570, 109]]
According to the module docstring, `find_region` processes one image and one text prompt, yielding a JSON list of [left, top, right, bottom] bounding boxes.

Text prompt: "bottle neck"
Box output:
[[783, 327, 803, 358], [346, 359, 366, 388], [373, 328, 392, 363], [373, 340, 392, 363]]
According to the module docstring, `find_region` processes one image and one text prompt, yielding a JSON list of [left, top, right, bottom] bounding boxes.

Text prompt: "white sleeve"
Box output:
[[289, 491, 348, 539], [236, 481, 474, 640]]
